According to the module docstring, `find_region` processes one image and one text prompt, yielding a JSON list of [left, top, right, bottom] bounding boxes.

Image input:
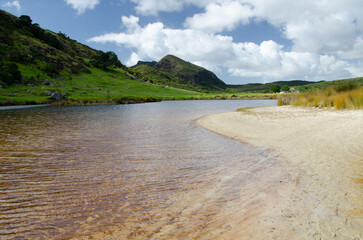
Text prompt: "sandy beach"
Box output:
[[197, 106, 363, 239]]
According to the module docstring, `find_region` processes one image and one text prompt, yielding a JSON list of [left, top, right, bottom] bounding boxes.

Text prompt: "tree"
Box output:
[[90, 51, 123, 70], [270, 85, 281, 93], [0, 62, 22, 85], [43, 32, 63, 50], [19, 15, 32, 26], [281, 85, 290, 92]]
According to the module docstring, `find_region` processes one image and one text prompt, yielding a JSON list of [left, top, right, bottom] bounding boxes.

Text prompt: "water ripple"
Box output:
[[0, 100, 284, 239]]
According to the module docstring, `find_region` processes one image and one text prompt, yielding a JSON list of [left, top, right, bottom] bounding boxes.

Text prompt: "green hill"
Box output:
[[131, 55, 226, 92], [0, 10, 201, 105]]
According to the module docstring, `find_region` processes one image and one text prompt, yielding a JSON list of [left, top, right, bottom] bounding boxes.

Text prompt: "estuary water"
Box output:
[[0, 100, 288, 239]]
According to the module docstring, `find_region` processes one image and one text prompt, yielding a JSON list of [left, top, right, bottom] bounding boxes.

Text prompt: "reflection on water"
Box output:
[[0, 100, 286, 239]]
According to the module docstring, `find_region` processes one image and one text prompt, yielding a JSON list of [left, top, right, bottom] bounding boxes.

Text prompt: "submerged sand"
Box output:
[[197, 106, 362, 239]]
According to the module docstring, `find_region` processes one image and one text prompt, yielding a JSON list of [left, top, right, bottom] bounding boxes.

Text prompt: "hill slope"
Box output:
[[154, 55, 226, 89], [0, 9, 97, 84], [0, 10, 202, 105], [131, 55, 226, 92]]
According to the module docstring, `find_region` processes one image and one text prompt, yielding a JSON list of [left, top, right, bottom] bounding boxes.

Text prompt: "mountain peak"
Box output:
[[154, 55, 226, 89]]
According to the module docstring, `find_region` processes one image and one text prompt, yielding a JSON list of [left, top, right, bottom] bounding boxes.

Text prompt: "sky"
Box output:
[[1, 0, 363, 84]]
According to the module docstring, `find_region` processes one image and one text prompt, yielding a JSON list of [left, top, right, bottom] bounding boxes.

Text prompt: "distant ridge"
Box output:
[[228, 80, 324, 92]]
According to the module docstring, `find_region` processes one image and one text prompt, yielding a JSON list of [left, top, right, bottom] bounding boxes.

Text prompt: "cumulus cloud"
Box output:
[[133, 0, 362, 58], [2, 0, 21, 11], [64, 0, 100, 14], [337, 36, 363, 60], [184, 1, 253, 33], [244, 0, 363, 57], [88, 15, 358, 82]]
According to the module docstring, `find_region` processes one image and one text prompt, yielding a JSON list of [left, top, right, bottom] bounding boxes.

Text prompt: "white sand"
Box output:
[[197, 106, 363, 239]]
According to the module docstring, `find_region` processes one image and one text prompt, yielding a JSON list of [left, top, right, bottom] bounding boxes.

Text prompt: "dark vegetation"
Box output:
[[90, 51, 124, 70]]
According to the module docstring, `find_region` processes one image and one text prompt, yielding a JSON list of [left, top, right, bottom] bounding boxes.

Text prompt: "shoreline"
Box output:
[[197, 106, 362, 239], [0, 96, 277, 107]]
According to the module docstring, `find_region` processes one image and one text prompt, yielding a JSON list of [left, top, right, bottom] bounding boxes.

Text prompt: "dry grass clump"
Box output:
[[278, 83, 363, 110]]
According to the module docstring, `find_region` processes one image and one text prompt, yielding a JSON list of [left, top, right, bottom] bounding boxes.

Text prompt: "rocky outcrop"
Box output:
[[41, 79, 50, 85], [49, 92, 68, 101]]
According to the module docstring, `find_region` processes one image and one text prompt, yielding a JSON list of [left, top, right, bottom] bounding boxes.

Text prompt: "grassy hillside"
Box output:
[[0, 10, 96, 83], [131, 55, 227, 92], [0, 66, 205, 105], [0, 10, 205, 105], [130, 64, 215, 93]]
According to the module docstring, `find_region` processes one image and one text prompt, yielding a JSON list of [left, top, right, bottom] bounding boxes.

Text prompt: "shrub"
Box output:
[[270, 85, 281, 93], [0, 62, 22, 85], [43, 62, 60, 77], [90, 51, 123, 70], [334, 82, 360, 92], [281, 85, 290, 92]]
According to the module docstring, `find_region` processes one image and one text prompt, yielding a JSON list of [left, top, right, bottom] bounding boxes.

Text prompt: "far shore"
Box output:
[[197, 106, 362, 239], [0, 96, 277, 108]]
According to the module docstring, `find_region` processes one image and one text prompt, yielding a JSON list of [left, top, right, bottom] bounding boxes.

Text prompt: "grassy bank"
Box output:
[[278, 83, 363, 109], [0, 67, 276, 106]]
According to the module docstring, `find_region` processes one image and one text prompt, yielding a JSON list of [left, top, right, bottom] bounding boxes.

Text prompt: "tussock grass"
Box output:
[[278, 83, 363, 110]]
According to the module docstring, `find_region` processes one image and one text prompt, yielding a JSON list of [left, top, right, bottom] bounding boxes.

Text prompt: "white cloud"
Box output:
[[184, 1, 253, 33], [126, 52, 141, 66], [89, 15, 358, 82], [131, 0, 363, 49], [283, 11, 357, 53], [244, 0, 363, 57], [337, 37, 363, 60], [2, 0, 21, 11], [133, 0, 363, 58], [121, 15, 140, 32], [64, 0, 100, 14], [346, 61, 363, 77]]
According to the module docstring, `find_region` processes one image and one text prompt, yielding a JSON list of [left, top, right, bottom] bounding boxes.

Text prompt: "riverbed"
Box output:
[[0, 100, 290, 239]]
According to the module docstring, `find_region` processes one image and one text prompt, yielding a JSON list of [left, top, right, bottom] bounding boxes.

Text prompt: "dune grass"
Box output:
[[278, 83, 363, 110]]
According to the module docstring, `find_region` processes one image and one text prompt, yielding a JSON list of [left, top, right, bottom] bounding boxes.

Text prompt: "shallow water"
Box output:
[[0, 100, 287, 239]]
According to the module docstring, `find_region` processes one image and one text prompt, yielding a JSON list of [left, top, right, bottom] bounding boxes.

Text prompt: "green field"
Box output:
[[0, 66, 277, 106]]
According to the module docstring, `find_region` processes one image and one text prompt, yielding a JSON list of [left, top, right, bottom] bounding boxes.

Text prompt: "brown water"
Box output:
[[0, 100, 289, 239]]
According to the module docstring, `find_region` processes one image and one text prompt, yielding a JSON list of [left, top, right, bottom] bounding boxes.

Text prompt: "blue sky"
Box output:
[[1, 0, 363, 84]]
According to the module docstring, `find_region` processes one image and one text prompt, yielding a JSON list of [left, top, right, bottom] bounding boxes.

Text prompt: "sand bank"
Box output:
[[197, 106, 362, 239]]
